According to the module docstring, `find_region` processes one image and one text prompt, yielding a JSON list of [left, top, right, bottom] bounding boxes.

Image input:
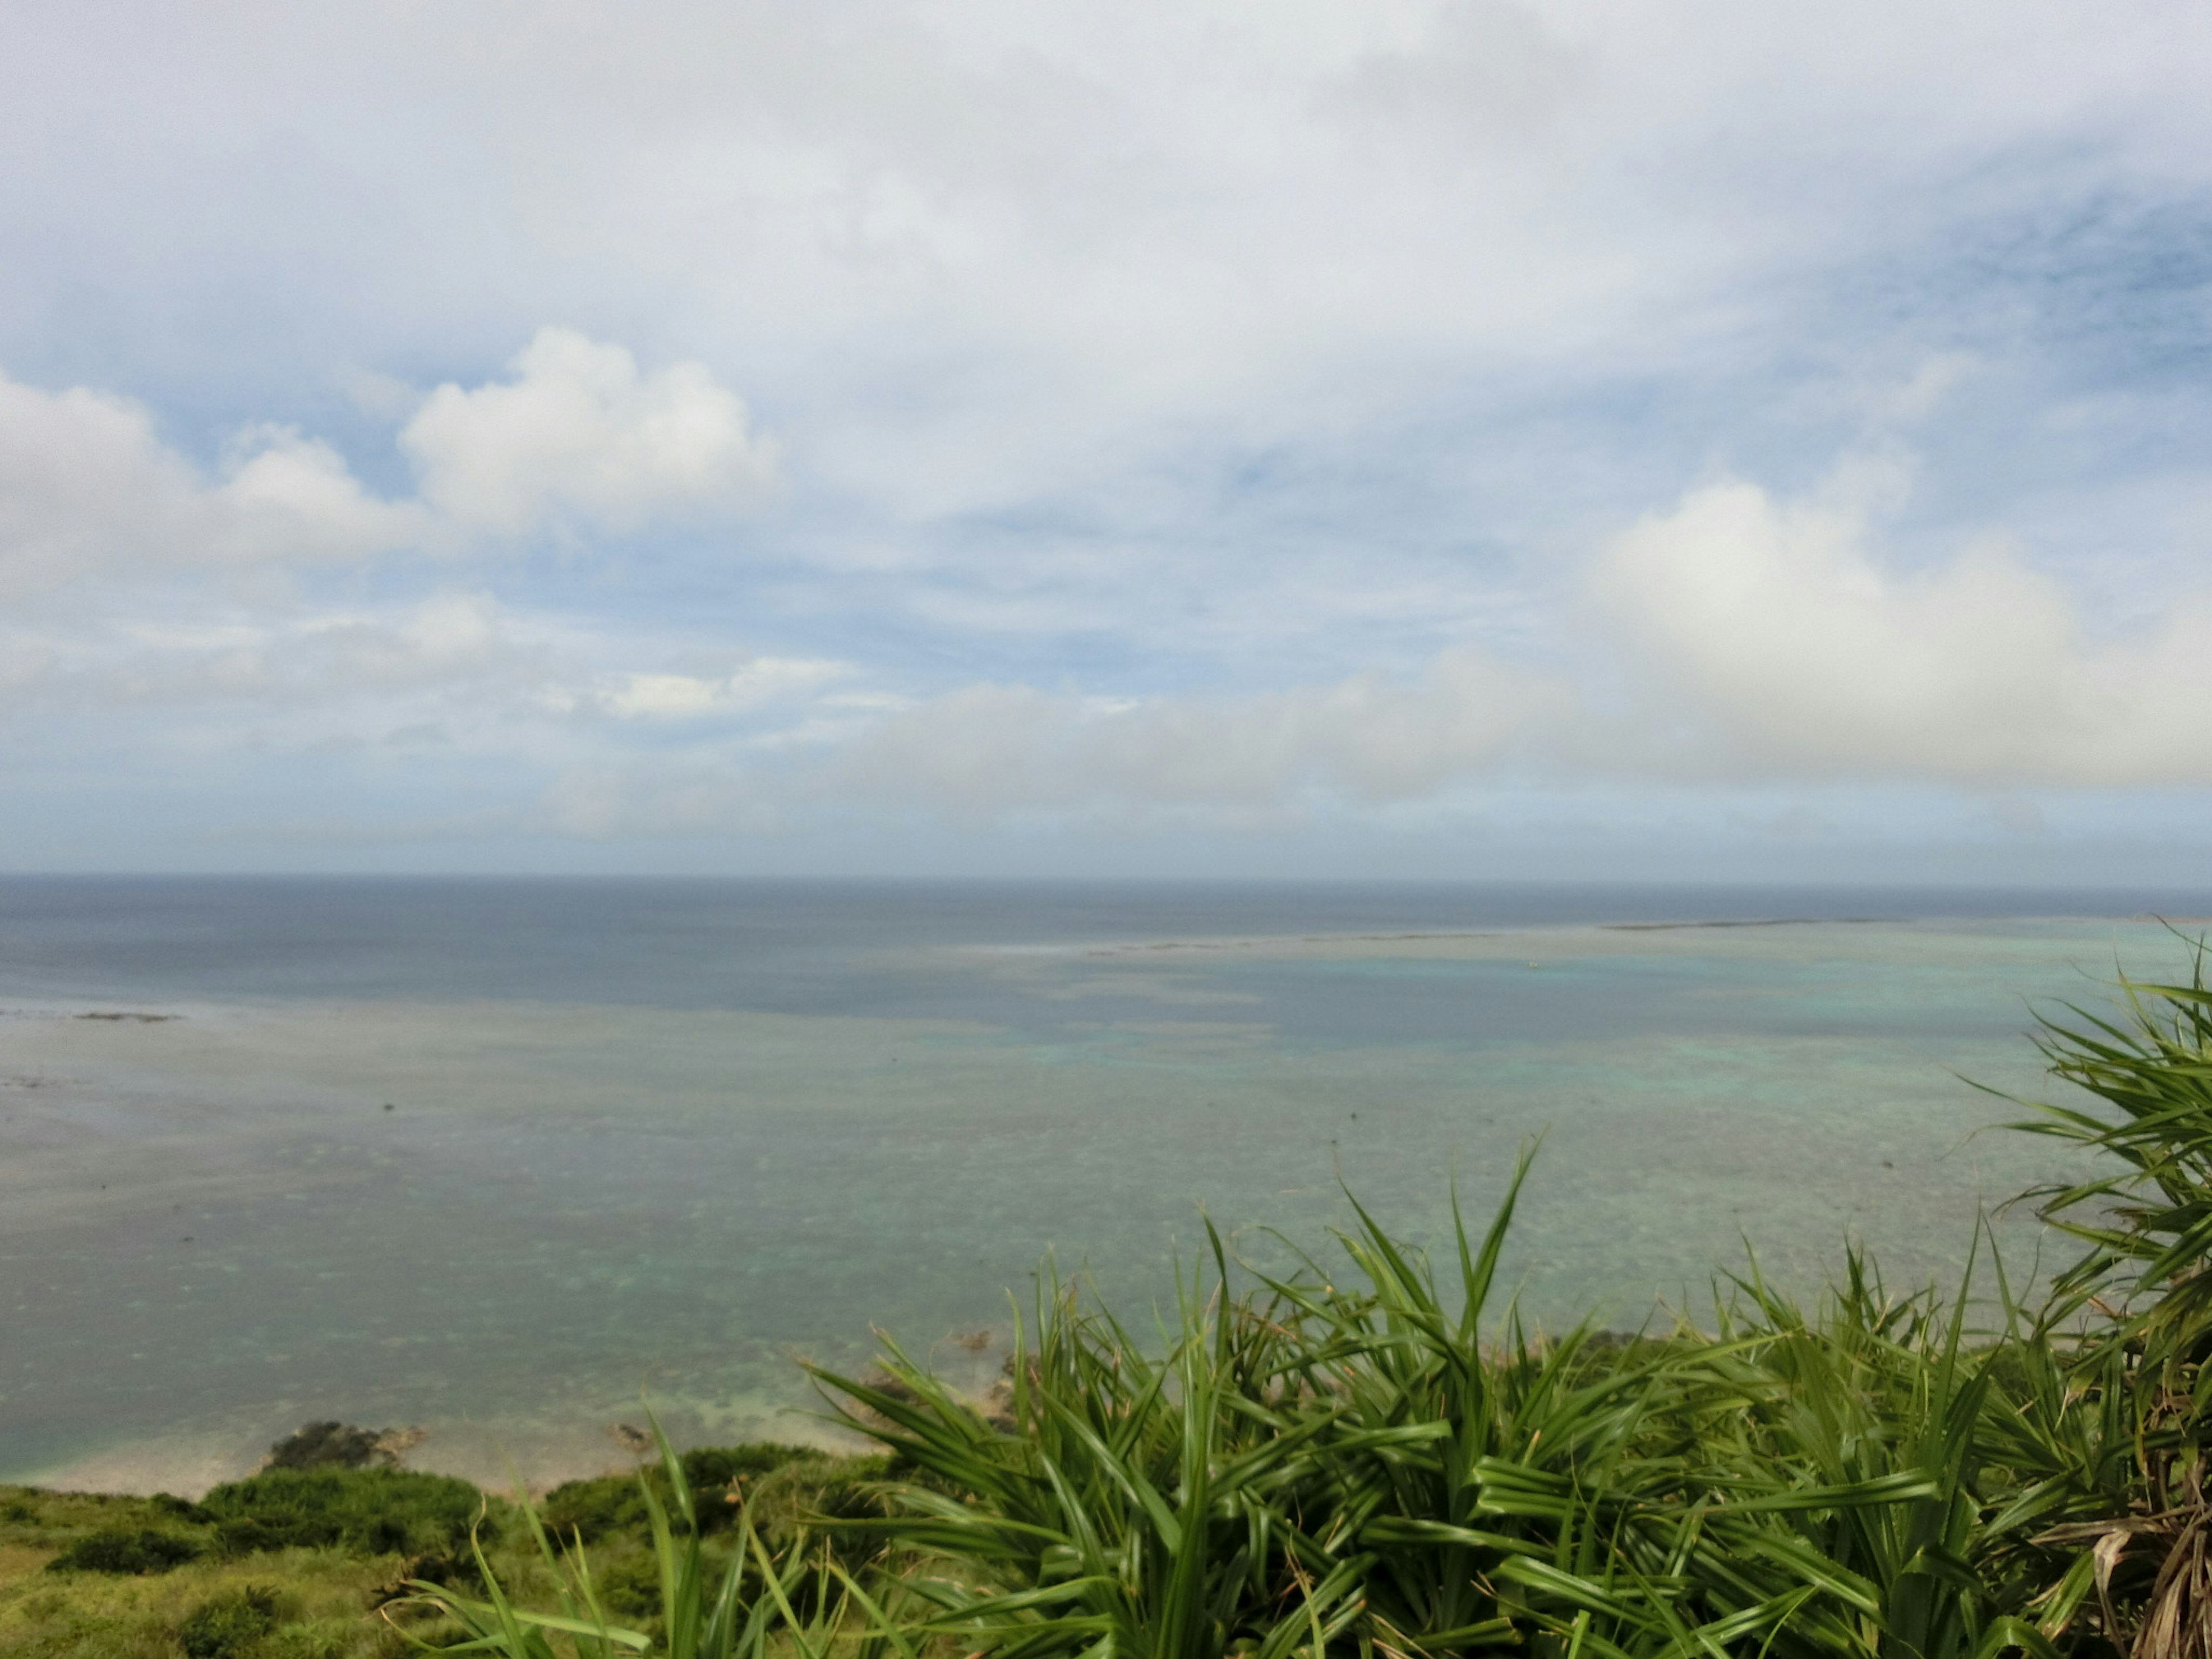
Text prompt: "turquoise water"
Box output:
[[0, 880, 2200, 1493]]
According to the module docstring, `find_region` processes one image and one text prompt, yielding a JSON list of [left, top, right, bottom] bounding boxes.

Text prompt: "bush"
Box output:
[[533, 1474, 637, 1544], [749, 1452, 895, 1559], [398, 1544, 484, 1593], [539, 1441, 825, 1542], [199, 1467, 486, 1557], [261, 1422, 390, 1471], [677, 1441, 825, 1494], [595, 1549, 665, 1621], [44, 1525, 206, 1574], [179, 1584, 283, 1659]]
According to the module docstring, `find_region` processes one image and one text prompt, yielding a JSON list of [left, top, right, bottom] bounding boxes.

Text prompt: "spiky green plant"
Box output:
[[390, 1414, 849, 1659], [1998, 945, 2212, 1659], [811, 1161, 2069, 1659], [2008, 946, 2212, 1381]]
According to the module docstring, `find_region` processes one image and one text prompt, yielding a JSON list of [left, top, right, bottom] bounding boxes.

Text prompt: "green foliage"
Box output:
[[2009, 946, 2212, 1378], [177, 1584, 284, 1658], [44, 1526, 207, 1575], [541, 1442, 829, 1542], [397, 1414, 865, 1659], [198, 1467, 488, 1558], [0, 1489, 459, 1659], [260, 1423, 392, 1472], [812, 1153, 2065, 1659]]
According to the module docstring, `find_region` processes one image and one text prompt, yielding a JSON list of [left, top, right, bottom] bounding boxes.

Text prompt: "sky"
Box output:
[[2, 1, 2210, 881]]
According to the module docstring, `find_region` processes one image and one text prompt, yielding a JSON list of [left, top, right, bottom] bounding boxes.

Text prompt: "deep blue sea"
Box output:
[[1, 878, 2204, 1492]]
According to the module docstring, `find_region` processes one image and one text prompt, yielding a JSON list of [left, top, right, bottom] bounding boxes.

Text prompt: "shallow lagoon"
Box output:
[[1, 880, 2202, 1493]]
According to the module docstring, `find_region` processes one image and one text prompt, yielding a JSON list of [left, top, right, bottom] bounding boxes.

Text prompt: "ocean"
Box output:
[[0, 877, 2202, 1494]]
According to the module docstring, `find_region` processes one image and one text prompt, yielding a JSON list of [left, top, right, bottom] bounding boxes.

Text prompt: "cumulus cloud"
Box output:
[[399, 328, 780, 537], [0, 331, 778, 604], [1593, 475, 2212, 786], [824, 646, 1552, 814]]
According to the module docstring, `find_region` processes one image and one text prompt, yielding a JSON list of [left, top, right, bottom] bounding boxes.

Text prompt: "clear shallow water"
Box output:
[[1, 878, 2205, 1493]]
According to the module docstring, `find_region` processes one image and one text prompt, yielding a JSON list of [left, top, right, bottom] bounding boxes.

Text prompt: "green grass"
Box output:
[[18, 950, 2212, 1658]]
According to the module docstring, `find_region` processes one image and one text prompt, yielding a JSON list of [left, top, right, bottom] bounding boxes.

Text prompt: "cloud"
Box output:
[[512, 643, 1555, 840], [593, 657, 849, 719], [0, 592, 544, 722], [18, 0, 2200, 532], [0, 371, 421, 596], [2, 7, 2211, 872], [399, 328, 780, 537], [0, 330, 778, 603], [824, 645, 1553, 814], [1317, 0, 1588, 146], [539, 763, 782, 840], [1593, 474, 2212, 786]]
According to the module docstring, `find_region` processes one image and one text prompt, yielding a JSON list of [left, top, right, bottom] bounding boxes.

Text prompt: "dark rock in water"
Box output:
[[262, 1421, 419, 1471]]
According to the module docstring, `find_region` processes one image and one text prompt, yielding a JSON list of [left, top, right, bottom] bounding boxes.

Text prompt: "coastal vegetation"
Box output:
[[7, 956, 2212, 1659]]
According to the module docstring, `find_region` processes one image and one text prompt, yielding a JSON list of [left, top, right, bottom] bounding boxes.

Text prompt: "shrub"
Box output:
[[179, 1584, 283, 1659], [533, 1473, 637, 1544], [45, 1525, 206, 1574], [595, 1548, 665, 1621], [261, 1422, 390, 1471], [539, 1441, 825, 1542], [199, 1467, 486, 1557], [748, 1451, 894, 1560], [397, 1544, 484, 1593]]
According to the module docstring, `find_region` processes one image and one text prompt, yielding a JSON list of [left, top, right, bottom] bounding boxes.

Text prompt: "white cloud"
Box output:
[[15, 592, 540, 720], [0, 372, 419, 596], [514, 645, 1551, 840], [213, 427, 426, 563], [292, 593, 515, 689], [1, 6, 2210, 868], [14, 0, 2202, 527], [825, 645, 1553, 813], [399, 328, 780, 537], [0, 582, 884, 813], [0, 331, 779, 601], [0, 376, 187, 594], [1593, 474, 2212, 786], [596, 657, 849, 719]]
